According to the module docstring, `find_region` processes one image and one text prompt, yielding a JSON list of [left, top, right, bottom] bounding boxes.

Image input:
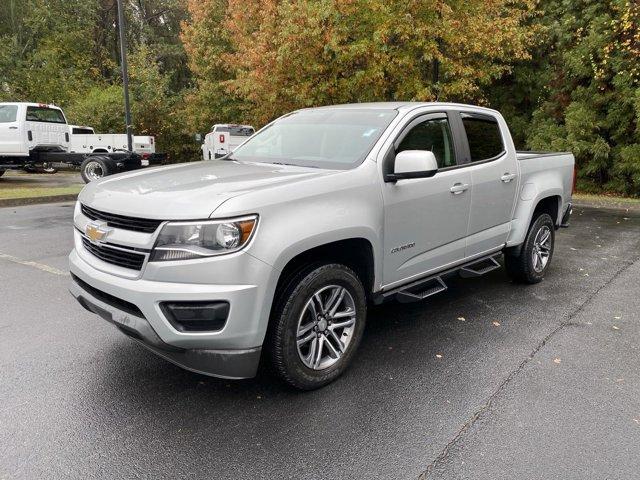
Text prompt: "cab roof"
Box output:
[[0, 102, 62, 109], [308, 102, 500, 115]]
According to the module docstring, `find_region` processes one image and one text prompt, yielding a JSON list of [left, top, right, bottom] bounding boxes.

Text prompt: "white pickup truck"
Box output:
[[0, 102, 70, 175], [70, 102, 574, 390], [201, 124, 255, 160]]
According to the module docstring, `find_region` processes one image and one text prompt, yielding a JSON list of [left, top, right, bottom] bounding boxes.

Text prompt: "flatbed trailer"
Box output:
[[0, 149, 167, 183]]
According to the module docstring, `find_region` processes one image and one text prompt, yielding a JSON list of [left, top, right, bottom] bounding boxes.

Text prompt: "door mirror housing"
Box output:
[[385, 150, 439, 182]]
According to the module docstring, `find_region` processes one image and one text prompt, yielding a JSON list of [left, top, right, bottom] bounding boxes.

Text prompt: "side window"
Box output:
[[461, 115, 504, 161], [0, 105, 18, 123], [396, 117, 456, 168]]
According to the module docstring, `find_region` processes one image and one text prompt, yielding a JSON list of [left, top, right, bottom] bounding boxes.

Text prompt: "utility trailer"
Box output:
[[0, 102, 166, 182]]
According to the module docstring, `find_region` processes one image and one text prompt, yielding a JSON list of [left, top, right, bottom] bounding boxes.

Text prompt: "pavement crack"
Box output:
[[418, 256, 640, 479]]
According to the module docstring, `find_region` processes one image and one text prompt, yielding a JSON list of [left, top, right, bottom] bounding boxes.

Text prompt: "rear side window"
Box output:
[[72, 127, 94, 134], [25, 106, 66, 124], [0, 105, 18, 123], [461, 115, 504, 161]]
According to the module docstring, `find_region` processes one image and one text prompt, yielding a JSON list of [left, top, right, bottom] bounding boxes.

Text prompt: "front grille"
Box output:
[[71, 273, 143, 317], [81, 237, 146, 271], [81, 204, 163, 233]]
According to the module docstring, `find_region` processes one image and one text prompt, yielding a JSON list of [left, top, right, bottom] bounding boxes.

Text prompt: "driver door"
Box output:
[[381, 113, 472, 288]]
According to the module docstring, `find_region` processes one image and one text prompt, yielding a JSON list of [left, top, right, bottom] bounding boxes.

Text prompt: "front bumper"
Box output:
[[69, 248, 275, 379]]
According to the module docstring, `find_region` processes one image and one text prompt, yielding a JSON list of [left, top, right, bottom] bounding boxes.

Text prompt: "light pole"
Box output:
[[116, 0, 133, 152]]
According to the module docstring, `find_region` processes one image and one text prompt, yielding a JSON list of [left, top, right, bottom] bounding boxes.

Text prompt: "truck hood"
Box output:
[[78, 160, 336, 219]]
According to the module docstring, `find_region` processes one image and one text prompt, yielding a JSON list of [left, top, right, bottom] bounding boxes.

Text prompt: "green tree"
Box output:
[[219, 0, 539, 125], [521, 0, 640, 194]]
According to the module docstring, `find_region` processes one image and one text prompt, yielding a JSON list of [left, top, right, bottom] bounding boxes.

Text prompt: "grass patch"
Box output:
[[0, 185, 82, 200], [573, 192, 640, 205]]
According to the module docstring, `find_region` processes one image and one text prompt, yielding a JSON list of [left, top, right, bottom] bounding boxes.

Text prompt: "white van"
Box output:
[[201, 124, 254, 160], [68, 125, 156, 156]]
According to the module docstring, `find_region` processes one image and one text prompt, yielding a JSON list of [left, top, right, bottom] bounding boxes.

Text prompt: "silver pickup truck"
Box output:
[[69, 102, 574, 390]]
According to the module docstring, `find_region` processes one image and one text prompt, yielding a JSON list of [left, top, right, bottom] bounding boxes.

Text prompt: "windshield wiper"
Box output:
[[271, 161, 320, 168]]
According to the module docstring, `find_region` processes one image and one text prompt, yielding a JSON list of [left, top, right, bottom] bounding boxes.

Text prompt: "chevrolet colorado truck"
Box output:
[[69, 102, 574, 390]]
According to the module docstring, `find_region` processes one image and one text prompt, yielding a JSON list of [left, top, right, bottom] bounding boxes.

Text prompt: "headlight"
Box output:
[[150, 215, 258, 261]]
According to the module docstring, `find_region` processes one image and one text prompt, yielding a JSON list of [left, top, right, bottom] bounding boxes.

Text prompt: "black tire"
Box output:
[[266, 263, 367, 390], [505, 213, 555, 284], [0, 169, 5, 177], [80, 156, 113, 183]]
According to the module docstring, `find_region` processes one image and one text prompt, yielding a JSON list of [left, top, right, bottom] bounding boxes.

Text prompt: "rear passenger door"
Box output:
[[458, 112, 518, 257]]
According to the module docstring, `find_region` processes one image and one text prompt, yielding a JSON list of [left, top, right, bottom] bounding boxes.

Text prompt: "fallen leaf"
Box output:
[[583, 273, 590, 277], [614, 316, 621, 319], [492, 321, 501, 327], [457, 316, 466, 322], [613, 326, 620, 330], [553, 358, 561, 364], [579, 268, 584, 271], [435, 354, 443, 359], [570, 247, 577, 251]]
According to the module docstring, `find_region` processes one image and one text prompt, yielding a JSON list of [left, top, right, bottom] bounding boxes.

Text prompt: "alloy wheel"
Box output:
[[532, 225, 552, 273], [296, 285, 357, 370]]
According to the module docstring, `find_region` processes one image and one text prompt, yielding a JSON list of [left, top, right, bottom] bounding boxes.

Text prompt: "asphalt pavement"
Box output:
[[1, 202, 639, 479]]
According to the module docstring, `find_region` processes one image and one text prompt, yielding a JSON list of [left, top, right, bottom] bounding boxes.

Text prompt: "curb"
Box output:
[[0, 193, 79, 208], [573, 200, 640, 214]]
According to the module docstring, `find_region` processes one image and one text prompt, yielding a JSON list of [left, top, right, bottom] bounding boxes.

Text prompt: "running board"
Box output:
[[375, 252, 504, 305], [459, 256, 501, 278], [396, 277, 447, 303]]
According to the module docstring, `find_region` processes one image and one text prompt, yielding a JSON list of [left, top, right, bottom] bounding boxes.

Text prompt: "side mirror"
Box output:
[[385, 150, 438, 182]]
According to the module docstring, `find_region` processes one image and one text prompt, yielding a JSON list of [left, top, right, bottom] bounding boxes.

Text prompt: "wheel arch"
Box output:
[[271, 236, 377, 305], [507, 189, 563, 251]]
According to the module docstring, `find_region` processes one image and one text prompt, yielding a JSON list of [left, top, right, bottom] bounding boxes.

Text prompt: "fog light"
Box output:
[[160, 301, 229, 332]]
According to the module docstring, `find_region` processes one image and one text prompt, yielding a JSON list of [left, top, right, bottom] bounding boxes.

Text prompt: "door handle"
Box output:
[[450, 183, 469, 194], [501, 173, 517, 183], [9, 126, 18, 129]]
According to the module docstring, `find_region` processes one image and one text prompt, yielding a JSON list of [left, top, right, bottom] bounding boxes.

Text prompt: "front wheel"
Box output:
[[266, 263, 367, 390], [505, 213, 555, 284]]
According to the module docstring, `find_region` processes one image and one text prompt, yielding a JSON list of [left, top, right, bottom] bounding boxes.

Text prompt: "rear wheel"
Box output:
[[505, 213, 555, 284], [80, 156, 112, 183], [266, 263, 367, 390]]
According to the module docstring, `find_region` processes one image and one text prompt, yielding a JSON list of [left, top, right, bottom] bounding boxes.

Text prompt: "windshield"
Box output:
[[230, 108, 397, 169]]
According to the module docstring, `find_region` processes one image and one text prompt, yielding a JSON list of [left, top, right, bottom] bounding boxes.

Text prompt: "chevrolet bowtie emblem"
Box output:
[[85, 220, 112, 244]]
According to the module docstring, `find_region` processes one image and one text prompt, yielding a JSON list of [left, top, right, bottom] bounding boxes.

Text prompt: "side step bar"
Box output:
[[376, 253, 502, 304], [396, 277, 447, 303], [459, 256, 501, 278]]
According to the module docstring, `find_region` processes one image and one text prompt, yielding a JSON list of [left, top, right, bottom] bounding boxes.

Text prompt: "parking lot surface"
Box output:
[[1, 202, 639, 479]]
